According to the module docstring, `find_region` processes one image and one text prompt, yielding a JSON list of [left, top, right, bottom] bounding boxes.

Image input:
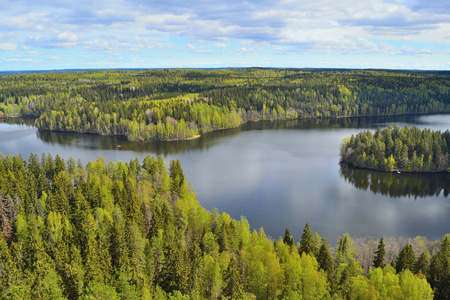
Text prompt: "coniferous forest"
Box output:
[[1, 69, 450, 299], [340, 125, 450, 172], [0, 153, 449, 299], [1, 68, 450, 141]]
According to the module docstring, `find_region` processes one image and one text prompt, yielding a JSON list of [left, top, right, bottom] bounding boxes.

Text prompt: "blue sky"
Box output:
[[0, 0, 449, 71]]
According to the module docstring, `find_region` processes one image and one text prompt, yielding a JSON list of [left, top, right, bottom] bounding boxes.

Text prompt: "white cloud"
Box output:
[[0, 43, 17, 51], [214, 43, 229, 48], [0, 0, 449, 69], [232, 47, 257, 55]]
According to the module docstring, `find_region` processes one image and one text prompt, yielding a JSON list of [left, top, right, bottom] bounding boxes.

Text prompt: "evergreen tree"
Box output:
[[317, 243, 333, 279], [396, 243, 415, 273], [414, 252, 429, 277], [299, 223, 318, 256], [283, 228, 294, 247], [223, 254, 244, 299], [373, 237, 386, 268], [428, 235, 450, 300]]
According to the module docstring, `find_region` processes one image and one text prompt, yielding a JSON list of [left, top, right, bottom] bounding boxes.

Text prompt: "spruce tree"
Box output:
[[373, 237, 386, 268], [396, 243, 415, 273], [317, 243, 333, 279], [414, 252, 429, 276], [223, 255, 244, 299], [428, 235, 450, 300], [299, 223, 318, 256], [283, 228, 294, 247]]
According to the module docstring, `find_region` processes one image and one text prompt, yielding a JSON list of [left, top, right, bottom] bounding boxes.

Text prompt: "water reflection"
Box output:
[[242, 114, 424, 131], [0, 117, 35, 126], [36, 128, 241, 156], [340, 166, 450, 198]]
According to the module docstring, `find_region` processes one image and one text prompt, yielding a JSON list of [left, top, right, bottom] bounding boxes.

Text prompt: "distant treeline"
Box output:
[[0, 153, 449, 299], [1, 68, 449, 140], [341, 125, 450, 172]]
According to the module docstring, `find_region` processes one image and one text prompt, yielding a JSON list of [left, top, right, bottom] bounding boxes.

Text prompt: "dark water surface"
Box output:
[[1, 114, 450, 241]]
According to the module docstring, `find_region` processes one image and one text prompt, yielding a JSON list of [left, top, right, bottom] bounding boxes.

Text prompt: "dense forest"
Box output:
[[1, 68, 450, 141], [0, 153, 449, 299], [340, 125, 450, 172]]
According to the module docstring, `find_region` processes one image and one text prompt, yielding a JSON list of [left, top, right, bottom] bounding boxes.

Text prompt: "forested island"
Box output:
[[0, 153, 449, 299], [340, 125, 450, 172], [1, 68, 450, 141]]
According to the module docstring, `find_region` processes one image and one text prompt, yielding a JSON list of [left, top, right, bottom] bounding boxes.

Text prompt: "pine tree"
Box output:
[[373, 237, 386, 268], [299, 223, 318, 256], [396, 243, 415, 273]]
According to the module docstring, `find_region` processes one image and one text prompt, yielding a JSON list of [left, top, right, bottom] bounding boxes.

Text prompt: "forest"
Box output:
[[0, 153, 448, 299], [340, 125, 450, 172], [1, 68, 450, 141]]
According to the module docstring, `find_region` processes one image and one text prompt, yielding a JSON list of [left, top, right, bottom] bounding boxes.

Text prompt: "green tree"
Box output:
[[373, 237, 386, 269], [415, 252, 429, 277], [223, 254, 244, 299], [317, 243, 333, 279], [396, 243, 415, 273], [428, 235, 450, 300], [298, 223, 318, 256], [283, 228, 294, 247]]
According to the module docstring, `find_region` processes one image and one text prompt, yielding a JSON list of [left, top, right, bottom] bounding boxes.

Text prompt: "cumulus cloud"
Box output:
[[0, 0, 449, 69]]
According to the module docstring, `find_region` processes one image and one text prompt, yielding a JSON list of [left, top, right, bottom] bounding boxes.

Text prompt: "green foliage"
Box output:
[[298, 222, 318, 256], [282, 227, 294, 247], [317, 243, 333, 279], [341, 125, 450, 172], [429, 235, 450, 300], [396, 243, 416, 273], [2, 69, 450, 141], [0, 153, 440, 299], [373, 237, 386, 269]]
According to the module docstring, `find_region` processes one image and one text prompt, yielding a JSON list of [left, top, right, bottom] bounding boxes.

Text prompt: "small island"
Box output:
[[340, 125, 450, 172]]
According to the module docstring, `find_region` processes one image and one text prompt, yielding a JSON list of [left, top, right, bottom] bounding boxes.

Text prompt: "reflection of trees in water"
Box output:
[[340, 166, 450, 198], [0, 117, 35, 126], [36, 128, 242, 156], [242, 114, 419, 131]]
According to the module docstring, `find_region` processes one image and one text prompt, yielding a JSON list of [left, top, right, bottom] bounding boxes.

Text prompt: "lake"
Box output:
[[1, 114, 450, 242]]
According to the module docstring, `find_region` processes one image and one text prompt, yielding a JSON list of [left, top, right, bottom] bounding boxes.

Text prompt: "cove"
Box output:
[[1, 114, 450, 241]]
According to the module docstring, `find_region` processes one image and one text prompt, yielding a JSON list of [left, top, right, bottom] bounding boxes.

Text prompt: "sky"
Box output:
[[0, 0, 449, 71]]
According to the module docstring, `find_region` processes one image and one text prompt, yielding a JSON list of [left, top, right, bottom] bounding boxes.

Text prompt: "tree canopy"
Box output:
[[0, 153, 443, 299], [341, 125, 450, 172], [1, 68, 449, 141]]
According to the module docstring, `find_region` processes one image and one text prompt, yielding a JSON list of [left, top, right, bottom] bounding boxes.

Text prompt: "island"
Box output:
[[340, 125, 450, 172]]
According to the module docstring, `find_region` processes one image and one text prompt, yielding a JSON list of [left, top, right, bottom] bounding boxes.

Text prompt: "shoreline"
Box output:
[[340, 161, 449, 174], [8, 110, 450, 142], [162, 134, 201, 142]]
